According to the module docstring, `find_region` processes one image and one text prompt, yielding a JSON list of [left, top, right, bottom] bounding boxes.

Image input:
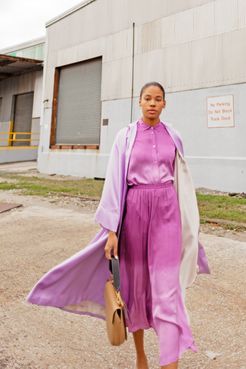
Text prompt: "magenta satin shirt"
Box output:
[[127, 118, 176, 186]]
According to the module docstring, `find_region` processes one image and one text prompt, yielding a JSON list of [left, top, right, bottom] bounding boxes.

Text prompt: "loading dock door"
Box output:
[[13, 92, 34, 146], [56, 57, 102, 145], [0, 97, 2, 119]]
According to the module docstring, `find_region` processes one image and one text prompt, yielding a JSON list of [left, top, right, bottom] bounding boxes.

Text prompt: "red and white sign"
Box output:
[[207, 95, 234, 128]]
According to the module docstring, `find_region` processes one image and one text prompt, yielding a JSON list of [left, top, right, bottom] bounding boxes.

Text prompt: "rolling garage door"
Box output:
[[13, 92, 34, 146], [56, 57, 102, 145]]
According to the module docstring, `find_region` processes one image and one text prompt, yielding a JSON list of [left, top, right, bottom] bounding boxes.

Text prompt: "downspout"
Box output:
[[130, 22, 135, 122]]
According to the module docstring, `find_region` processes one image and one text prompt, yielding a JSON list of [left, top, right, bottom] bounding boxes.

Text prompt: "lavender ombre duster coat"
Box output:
[[26, 120, 211, 320]]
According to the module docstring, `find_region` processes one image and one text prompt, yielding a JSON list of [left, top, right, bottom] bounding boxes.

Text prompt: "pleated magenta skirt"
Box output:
[[118, 180, 198, 366]]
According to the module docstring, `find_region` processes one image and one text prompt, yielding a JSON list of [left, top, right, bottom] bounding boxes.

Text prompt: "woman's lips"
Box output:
[[148, 110, 157, 113]]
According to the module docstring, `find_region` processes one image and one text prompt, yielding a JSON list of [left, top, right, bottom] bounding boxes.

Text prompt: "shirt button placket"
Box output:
[[152, 128, 158, 165]]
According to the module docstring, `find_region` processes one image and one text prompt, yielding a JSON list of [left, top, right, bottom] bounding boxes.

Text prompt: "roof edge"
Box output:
[[46, 0, 96, 27], [0, 36, 46, 54], [0, 54, 43, 64]]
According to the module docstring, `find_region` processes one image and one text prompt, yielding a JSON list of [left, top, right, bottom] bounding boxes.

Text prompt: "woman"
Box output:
[[104, 81, 197, 369], [26, 82, 210, 369]]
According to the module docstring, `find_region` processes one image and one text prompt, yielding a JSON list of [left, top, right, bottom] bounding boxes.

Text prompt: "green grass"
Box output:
[[0, 173, 104, 198], [0, 172, 245, 228], [197, 193, 246, 224]]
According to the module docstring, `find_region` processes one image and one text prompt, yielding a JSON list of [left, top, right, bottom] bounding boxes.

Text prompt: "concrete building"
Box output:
[[33, 1, 246, 191], [0, 37, 44, 163]]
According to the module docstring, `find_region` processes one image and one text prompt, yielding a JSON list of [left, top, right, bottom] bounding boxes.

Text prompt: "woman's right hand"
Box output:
[[104, 231, 118, 260]]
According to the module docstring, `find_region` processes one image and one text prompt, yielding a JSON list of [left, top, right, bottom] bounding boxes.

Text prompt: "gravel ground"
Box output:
[[0, 187, 246, 369]]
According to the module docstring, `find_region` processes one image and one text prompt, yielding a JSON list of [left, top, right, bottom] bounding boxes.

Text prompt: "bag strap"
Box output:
[[109, 257, 120, 292]]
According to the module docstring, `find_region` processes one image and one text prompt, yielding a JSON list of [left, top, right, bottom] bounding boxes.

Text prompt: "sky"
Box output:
[[0, 0, 83, 50]]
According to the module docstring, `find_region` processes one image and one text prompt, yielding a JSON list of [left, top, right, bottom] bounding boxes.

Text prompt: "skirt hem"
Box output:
[[159, 340, 198, 366]]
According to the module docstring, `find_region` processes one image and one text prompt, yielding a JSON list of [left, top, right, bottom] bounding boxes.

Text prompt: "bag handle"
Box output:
[[109, 256, 120, 292]]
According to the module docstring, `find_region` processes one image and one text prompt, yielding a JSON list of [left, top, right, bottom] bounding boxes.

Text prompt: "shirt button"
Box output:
[[153, 145, 156, 148]]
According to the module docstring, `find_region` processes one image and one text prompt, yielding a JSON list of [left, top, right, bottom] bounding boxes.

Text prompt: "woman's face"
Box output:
[[139, 85, 166, 121]]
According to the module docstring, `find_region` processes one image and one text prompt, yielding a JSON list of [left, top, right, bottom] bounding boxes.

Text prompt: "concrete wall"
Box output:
[[0, 149, 38, 164], [38, 0, 246, 192]]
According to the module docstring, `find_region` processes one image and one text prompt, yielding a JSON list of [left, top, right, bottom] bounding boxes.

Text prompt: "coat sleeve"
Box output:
[[94, 128, 126, 233]]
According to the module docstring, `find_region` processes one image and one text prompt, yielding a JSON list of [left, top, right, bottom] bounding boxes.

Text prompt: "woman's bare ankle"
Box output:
[[132, 329, 149, 369], [136, 352, 149, 369]]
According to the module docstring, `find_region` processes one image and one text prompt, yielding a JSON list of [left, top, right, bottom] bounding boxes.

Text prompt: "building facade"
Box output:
[[27, 1, 246, 191], [0, 38, 44, 163]]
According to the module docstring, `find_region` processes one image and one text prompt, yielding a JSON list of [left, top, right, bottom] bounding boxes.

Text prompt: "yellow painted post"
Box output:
[[8, 120, 14, 146]]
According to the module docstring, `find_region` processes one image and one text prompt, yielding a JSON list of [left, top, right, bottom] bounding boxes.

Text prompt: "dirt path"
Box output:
[[0, 191, 245, 369]]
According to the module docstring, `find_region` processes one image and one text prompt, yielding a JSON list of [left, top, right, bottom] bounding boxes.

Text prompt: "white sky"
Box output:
[[0, 0, 83, 50]]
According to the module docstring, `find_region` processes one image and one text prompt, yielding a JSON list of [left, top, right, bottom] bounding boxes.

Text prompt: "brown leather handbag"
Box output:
[[104, 256, 127, 346]]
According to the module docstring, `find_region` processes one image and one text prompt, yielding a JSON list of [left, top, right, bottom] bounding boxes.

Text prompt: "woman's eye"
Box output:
[[144, 97, 162, 102]]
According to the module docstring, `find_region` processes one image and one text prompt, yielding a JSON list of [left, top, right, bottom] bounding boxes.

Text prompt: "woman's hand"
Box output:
[[104, 231, 118, 260]]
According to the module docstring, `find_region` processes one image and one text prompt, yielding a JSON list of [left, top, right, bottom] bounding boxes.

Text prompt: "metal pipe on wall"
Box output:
[[130, 22, 135, 122]]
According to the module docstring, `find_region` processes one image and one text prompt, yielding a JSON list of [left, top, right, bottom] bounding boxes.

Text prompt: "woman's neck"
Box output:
[[141, 116, 161, 126]]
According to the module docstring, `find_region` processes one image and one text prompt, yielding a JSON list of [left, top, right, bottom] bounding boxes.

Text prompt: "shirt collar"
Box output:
[[138, 118, 163, 131]]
